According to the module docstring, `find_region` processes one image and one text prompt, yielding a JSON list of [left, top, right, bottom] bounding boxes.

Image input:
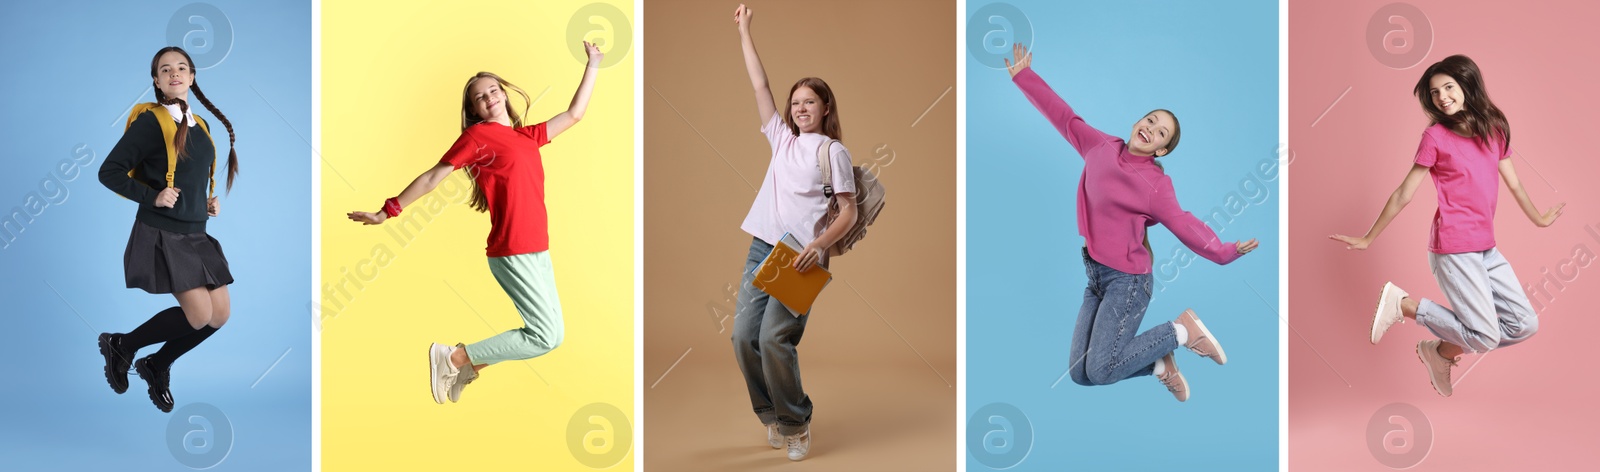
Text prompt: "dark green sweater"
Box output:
[[98, 110, 216, 234]]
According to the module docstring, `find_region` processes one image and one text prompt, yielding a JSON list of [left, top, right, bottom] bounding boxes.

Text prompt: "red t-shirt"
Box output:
[[439, 121, 551, 257]]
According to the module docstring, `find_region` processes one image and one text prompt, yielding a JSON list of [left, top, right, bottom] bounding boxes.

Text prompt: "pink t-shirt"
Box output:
[[741, 112, 856, 247], [1013, 67, 1241, 275], [1414, 124, 1510, 254]]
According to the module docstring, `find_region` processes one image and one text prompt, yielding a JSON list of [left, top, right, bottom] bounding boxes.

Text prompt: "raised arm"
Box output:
[[735, 4, 777, 123], [1005, 43, 1113, 156], [347, 162, 455, 225], [1499, 157, 1564, 227], [1329, 164, 1430, 249], [546, 41, 603, 140]]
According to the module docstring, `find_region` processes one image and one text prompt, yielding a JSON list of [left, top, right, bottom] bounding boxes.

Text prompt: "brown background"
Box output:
[[643, 1, 957, 470]]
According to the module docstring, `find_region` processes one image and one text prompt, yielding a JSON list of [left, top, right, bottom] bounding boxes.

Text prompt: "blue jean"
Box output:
[[1069, 248, 1179, 386], [730, 237, 812, 435]]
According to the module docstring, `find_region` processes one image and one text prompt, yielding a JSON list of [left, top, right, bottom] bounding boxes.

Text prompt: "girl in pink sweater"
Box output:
[[1007, 44, 1258, 402]]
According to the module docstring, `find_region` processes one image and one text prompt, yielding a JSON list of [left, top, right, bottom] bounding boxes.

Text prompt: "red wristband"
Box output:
[[382, 197, 403, 218]]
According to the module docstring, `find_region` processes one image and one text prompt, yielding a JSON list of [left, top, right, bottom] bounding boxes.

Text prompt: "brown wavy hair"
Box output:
[[458, 72, 532, 213], [783, 77, 842, 140], [1413, 54, 1510, 151], [150, 46, 239, 192]]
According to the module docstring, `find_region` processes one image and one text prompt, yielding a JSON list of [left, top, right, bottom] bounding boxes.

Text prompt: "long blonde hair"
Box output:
[[458, 72, 532, 212]]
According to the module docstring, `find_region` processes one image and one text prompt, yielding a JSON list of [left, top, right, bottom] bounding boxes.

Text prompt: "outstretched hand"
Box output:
[[1328, 234, 1370, 250], [734, 4, 753, 32], [1534, 202, 1565, 227], [1004, 42, 1032, 78], [1236, 238, 1260, 255], [582, 40, 604, 66], [347, 210, 387, 225]]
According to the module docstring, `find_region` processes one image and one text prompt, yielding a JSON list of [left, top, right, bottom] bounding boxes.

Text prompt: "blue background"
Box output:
[[966, 1, 1280, 470], [0, 1, 311, 470]]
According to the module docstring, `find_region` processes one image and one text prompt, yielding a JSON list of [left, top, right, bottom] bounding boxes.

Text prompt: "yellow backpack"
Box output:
[[125, 102, 217, 199]]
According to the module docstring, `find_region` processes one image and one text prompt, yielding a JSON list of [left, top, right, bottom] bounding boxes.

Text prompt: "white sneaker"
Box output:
[[448, 343, 477, 403], [785, 425, 811, 461], [429, 343, 460, 404], [1371, 282, 1410, 344], [766, 423, 782, 449]]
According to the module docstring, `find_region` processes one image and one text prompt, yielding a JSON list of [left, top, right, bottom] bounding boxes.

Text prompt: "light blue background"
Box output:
[[0, 1, 311, 470], [966, 1, 1280, 470]]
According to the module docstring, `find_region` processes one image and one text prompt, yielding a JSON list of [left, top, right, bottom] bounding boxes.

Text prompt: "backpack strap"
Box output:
[[123, 103, 219, 198], [815, 138, 839, 198], [125, 103, 179, 190], [194, 115, 217, 198]]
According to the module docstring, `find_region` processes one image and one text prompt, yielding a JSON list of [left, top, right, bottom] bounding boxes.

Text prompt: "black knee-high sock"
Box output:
[[146, 326, 219, 369], [122, 306, 197, 352]]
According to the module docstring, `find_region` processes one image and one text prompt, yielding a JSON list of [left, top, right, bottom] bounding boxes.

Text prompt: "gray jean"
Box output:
[[731, 237, 812, 435], [1416, 247, 1539, 353]]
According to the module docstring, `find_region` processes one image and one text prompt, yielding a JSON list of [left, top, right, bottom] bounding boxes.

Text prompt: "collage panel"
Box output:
[[1, 1, 313, 469], [1289, 0, 1600, 469], [318, 1, 635, 470], [966, 0, 1282, 469], [642, 1, 958, 469]]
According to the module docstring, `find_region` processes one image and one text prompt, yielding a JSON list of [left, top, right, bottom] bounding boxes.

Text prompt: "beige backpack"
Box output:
[[813, 138, 885, 256]]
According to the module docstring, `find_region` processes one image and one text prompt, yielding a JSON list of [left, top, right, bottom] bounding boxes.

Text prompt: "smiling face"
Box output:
[[467, 77, 511, 124], [789, 86, 828, 134], [1427, 73, 1465, 116], [1128, 110, 1177, 157], [152, 50, 194, 101]]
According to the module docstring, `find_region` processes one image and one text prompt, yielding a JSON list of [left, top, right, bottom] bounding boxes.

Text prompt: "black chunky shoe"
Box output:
[[98, 333, 132, 394], [133, 357, 175, 413]]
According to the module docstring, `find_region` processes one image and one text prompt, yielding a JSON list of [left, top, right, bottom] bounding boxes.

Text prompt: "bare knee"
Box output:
[[207, 286, 231, 328], [179, 305, 213, 329], [208, 308, 229, 328]]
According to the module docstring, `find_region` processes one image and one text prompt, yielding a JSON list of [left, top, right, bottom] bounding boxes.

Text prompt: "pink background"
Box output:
[[1290, 0, 1600, 470]]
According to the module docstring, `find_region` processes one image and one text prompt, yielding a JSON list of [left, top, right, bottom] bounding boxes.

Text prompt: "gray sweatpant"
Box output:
[[1415, 247, 1539, 353]]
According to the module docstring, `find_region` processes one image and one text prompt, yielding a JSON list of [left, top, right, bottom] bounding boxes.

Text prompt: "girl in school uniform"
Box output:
[[347, 41, 603, 405], [98, 46, 240, 413], [1332, 54, 1562, 397], [1005, 43, 1259, 402]]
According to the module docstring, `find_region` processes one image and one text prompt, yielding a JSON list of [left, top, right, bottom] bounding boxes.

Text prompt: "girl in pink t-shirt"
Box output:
[[1332, 55, 1564, 397], [347, 42, 604, 404], [1005, 44, 1258, 403], [727, 4, 858, 462]]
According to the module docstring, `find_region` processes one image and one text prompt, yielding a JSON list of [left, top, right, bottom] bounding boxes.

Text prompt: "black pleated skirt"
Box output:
[[123, 220, 234, 294]]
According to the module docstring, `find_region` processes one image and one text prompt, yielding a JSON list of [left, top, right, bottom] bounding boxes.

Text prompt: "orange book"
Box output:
[[753, 233, 833, 316]]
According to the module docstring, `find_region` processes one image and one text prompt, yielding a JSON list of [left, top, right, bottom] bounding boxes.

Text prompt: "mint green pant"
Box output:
[[464, 251, 565, 365]]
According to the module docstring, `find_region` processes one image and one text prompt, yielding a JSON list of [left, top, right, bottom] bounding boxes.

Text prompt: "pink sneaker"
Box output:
[[1371, 282, 1410, 344], [1156, 353, 1189, 402], [1416, 340, 1458, 397], [1176, 309, 1226, 365]]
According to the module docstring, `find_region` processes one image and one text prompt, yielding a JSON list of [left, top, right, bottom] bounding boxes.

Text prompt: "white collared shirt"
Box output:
[[161, 100, 198, 127]]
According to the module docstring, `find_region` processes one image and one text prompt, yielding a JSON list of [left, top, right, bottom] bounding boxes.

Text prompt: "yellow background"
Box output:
[[320, 1, 633, 470]]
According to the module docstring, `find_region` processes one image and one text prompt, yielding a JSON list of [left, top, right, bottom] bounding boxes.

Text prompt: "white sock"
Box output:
[[1153, 359, 1166, 376], [1174, 322, 1189, 346]]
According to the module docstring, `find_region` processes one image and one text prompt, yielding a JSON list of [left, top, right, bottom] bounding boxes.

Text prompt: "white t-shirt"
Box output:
[[741, 112, 856, 247]]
